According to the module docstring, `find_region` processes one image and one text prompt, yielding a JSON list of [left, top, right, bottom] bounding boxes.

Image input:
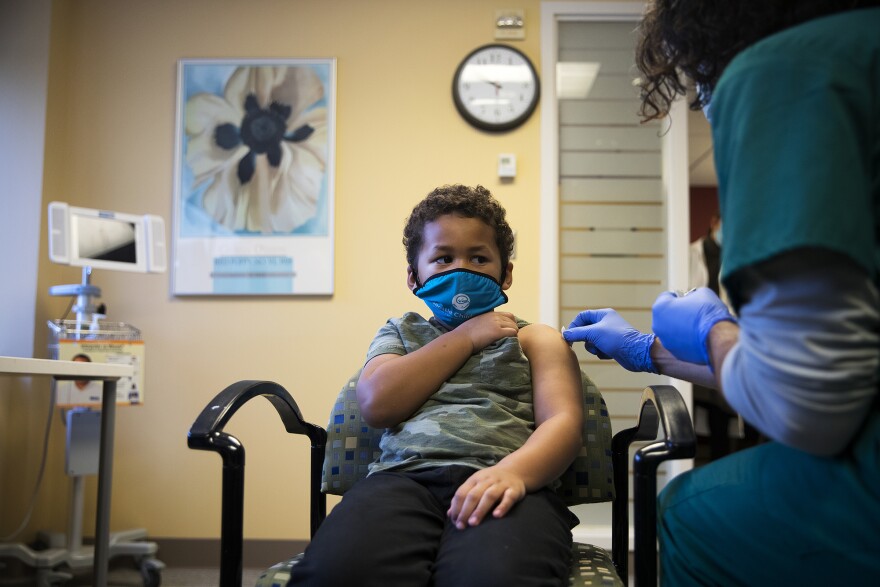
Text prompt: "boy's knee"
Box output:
[[454, 554, 569, 586], [288, 551, 391, 586]]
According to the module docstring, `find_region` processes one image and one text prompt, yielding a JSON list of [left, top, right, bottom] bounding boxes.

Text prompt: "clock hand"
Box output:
[[471, 72, 501, 90]]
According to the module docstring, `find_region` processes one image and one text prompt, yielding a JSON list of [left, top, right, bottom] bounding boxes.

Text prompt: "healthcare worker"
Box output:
[[563, 1, 880, 584]]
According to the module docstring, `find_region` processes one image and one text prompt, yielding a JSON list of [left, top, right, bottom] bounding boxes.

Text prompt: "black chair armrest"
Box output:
[[610, 384, 696, 586], [187, 381, 327, 587]]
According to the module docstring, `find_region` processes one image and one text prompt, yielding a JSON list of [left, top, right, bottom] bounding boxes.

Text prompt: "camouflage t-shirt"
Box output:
[[365, 312, 535, 476]]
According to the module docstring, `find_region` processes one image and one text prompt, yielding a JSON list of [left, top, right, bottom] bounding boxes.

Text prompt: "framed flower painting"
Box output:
[[172, 58, 336, 295]]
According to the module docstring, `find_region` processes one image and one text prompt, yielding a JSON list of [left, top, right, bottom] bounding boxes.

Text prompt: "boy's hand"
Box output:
[[456, 311, 519, 352], [447, 466, 526, 530]]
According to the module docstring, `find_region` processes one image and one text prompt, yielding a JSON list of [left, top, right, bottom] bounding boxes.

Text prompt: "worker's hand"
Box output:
[[447, 466, 526, 530], [563, 309, 657, 373], [652, 288, 736, 365]]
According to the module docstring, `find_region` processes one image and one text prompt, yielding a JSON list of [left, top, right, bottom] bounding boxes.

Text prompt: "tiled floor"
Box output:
[[156, 567, 265, 587], [0, 563, 265, 587]]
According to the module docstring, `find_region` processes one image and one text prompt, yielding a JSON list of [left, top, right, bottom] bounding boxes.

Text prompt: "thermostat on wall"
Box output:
[[498, 153, 517, 178]]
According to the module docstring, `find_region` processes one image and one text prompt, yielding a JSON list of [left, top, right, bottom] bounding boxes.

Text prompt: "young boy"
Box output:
[[289, 184, 584, 586]]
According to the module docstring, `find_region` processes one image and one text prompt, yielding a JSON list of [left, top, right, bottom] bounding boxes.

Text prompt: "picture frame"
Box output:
[[172, 58, 336, 296]]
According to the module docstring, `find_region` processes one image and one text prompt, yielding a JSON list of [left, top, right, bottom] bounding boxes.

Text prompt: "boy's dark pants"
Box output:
[[288, 465, 578, 586]]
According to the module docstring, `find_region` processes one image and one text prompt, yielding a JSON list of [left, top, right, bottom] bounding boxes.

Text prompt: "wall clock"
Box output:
[[452, 44, 540, 132]]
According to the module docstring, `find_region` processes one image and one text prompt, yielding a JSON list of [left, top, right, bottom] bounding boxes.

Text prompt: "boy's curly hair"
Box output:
[[635, 0, 879, 121], [403, 184, 515, 283]]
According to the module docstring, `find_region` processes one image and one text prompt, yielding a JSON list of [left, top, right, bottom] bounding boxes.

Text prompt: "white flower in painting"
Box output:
[[185, 66, 328, 233]]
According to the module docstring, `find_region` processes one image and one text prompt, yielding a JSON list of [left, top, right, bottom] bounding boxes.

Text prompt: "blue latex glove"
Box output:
[[652, 287, 737, 365], [563, 308, 658, 373]]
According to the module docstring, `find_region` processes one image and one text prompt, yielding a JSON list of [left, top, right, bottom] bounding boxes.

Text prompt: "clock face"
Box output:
[[452, 44, 540, 132]]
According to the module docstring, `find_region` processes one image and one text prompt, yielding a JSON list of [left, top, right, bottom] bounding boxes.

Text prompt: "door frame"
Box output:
[[539, 1, 693, 547]]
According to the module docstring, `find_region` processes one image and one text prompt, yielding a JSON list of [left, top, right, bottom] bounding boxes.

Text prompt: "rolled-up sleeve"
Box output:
[[721, 251, 879, 456]]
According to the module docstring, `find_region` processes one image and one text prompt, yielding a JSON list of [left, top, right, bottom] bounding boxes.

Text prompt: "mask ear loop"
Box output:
[[410, 266, 423, 291]]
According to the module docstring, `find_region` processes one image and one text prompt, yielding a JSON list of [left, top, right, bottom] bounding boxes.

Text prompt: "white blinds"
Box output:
[[558, 21, 669, 434], [547, 6, 693, 539]]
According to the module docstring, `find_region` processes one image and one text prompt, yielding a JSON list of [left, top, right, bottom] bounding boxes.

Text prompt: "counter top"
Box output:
[[0, 356, 133, 379]]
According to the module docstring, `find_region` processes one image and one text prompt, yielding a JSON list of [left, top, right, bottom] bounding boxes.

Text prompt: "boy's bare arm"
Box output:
[[447, 324, 584, 529], [503, 324, 584, 487], [357, 311, 520, 428]]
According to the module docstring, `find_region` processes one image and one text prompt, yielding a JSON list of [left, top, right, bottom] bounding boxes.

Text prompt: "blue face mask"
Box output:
[[413, 268, 508, 328], [702, 101, 713, 124], [696, 82, 713, 124]]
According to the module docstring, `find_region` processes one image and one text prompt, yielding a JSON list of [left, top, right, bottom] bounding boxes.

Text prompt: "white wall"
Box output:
[[0, 0, 51, 358]]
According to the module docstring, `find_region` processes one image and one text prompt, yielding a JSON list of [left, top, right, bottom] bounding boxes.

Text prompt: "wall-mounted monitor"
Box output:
[[48, 202, 166, 273]]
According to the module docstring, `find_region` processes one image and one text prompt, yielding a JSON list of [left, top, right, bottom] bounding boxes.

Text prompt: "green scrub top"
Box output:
[[658, 9, 880, 586], [711, 7, 880, 287]]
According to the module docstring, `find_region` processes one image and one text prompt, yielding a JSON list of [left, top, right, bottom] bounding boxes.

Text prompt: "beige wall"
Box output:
[[2, 0, 552, 541]]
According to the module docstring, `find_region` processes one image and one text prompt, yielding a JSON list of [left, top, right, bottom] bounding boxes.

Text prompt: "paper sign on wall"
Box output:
[[55, 340, 145, 407]]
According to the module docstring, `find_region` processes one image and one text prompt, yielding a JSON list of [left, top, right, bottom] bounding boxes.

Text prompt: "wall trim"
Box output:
[[153, 538, 308, 569]]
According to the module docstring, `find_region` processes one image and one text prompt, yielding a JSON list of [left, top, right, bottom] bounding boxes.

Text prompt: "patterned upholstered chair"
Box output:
[[188, 370, 695, 587]]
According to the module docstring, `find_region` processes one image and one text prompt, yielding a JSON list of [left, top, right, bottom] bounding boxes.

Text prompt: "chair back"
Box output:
[[322, 370, 382, 494], [321, 369, 615, 505]]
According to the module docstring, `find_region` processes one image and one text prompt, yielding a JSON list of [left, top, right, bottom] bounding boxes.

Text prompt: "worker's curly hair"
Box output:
[[635, 0, 879, 121], [403, 184, 515, 284]]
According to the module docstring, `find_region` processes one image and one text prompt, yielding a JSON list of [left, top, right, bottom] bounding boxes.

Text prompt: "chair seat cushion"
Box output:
[[256, 554, 302, 587], [569, 542, 625, 586], [256, 544, 623, 587]]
